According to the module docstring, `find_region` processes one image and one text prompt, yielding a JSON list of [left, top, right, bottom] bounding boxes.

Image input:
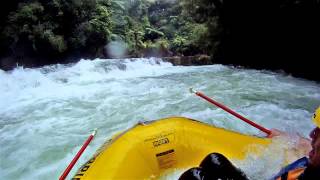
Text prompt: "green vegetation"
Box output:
[[0, 0, 215, 66], [107, 0, 219, 57], [0, 0, 112, 59], [1, 0, 319, 82]]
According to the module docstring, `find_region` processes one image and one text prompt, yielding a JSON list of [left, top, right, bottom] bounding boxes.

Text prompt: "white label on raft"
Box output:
[[144, 131, 177, 169], [156, 149, 177, 169]]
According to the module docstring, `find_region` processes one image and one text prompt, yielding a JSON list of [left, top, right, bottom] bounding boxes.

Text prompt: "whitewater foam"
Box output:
[[0, 58, 319, 179]]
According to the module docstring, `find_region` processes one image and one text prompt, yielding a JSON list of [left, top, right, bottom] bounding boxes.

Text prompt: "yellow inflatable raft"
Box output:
[[73, 117, 271, 179]]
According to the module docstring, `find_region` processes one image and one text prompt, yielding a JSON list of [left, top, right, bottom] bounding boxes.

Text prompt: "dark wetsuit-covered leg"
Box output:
[[179, 153, 249, 180], [298, 166, 320, 180], [178, 167, 206, 180], [199, 153, 249, 180]]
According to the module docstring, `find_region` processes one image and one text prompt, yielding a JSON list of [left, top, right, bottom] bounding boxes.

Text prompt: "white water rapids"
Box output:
[[0, 58, 319, 179]]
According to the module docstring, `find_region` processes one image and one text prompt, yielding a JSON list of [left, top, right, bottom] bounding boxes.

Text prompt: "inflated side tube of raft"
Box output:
[[73, 117, 271, 179]]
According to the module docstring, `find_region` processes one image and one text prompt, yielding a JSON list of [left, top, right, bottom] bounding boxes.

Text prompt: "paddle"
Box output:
[[190, 88, 271, 136], [60, 129, 97, 180]]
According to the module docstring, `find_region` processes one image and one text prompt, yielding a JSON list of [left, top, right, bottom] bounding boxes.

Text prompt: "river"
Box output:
[[0, 58, 319, 179]]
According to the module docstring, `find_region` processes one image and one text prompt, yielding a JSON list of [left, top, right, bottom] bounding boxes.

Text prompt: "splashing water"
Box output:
[[0, 58, 319, 179]]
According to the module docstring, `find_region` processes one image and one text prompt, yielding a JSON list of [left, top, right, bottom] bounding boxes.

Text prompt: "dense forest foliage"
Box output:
[[0, 0, 112, 67], [0, 0, 319, 81], [0, 0, 212, 68]]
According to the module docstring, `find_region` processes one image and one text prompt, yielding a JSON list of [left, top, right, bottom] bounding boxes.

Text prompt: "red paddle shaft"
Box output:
[[191, 89, 271, 135], [59, 129, 97, 180]]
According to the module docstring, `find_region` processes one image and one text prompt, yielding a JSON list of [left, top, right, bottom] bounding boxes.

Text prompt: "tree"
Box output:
[[0, 0, 112, 66]]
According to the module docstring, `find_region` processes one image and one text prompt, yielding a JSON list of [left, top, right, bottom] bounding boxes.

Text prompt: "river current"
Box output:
[[0, 58, 319, 179]]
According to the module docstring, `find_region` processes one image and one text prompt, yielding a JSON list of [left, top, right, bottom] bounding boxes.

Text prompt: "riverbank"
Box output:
[[162, 55, 212, 66], [1, 55, 319, 82]]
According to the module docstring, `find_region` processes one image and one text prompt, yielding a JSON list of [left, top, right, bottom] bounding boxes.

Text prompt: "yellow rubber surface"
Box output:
[[73, 117, 271, 179]]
